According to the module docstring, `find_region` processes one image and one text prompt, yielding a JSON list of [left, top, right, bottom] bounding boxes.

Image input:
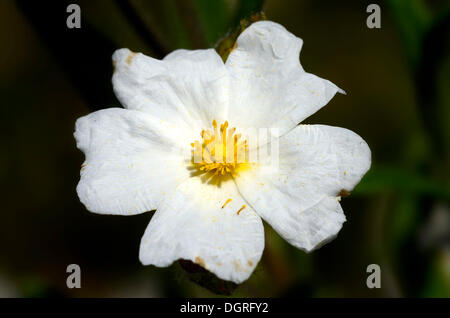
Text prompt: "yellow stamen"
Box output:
[[222, 198, 232, 209], [191, 119, 250, 178], [237, 205, 246, 215]]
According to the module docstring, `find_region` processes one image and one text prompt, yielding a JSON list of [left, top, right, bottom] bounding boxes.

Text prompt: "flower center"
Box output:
[[191, 120, 249, 178]]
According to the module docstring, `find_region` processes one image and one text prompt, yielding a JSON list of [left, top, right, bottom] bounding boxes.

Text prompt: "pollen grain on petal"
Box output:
[[125, 52, 136, 66], [338, 189, 351, 197], [194, 256, 206, 268], [233, 260, 243, 272]]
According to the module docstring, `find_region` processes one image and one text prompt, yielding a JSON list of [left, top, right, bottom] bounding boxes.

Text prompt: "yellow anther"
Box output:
[[237, 205, 246, 215], [191, 119, 250, 179]]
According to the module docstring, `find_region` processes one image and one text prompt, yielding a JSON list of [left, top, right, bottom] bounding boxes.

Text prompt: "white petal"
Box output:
[[317, 125, 372, 191], [112, 48, 229, 134], [226, 21, 343, 136], [75, 108, 191, 215], [139, 178, 264, 284], [235, 124, 371, 251]]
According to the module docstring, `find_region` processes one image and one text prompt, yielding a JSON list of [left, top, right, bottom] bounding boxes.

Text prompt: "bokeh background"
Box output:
[[1, 0, 449, 297]]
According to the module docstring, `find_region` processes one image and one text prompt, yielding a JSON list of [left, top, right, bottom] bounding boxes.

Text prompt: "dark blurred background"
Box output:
[[1, 0, 449, 297]]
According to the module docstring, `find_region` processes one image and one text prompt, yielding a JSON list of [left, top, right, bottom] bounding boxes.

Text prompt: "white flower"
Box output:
[[74, 21, 371, 284]]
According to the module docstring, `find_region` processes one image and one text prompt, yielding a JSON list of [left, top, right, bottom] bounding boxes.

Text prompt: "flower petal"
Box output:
[[316, 125, 372, 191], [139, 178, 264, 284], [226, 21, 343, 136], [235, 124, 371, 251], [112, 48, 229, 133], [75, 108, 191, 215]]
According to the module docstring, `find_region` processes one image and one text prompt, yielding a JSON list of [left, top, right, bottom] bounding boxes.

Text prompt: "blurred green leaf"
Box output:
[[192, 0, 230, 46], [387, 0, 432, 68], [438, 54, 450, 160], [416, 10, 450, 158], [387, 193, 423, 296], [79, 0, 152, 53], [232, 0, 265, 27], [389, 194, 421, 250], [353, 167, 450, 201], [388, 1, 450, 158], [421, 249, 450, 297], [130, 0, 192, 50]]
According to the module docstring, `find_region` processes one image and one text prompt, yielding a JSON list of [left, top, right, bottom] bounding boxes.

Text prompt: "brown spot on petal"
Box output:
[[230, 41, 238, 52], [125, 52, 136, 66], [247, 260, 253, 267], [233, 260, 243, 272], [194, 256, 206, 268], [338, 189, 351, 197]]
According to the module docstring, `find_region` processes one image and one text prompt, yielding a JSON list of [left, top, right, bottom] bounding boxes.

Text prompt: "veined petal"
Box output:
[[317, 125, 372, 191], [139, 178, 264, 284], [112, 48, 229, 134], [75, 108, 191, 215], [226, 21, 343, 136], [235, 124, 371, 251]]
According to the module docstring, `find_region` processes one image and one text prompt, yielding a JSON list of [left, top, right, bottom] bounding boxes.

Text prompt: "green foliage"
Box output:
[[192, 0, 230, 46], [386, 0, 432, 68], [354, 167, 450, 201]]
